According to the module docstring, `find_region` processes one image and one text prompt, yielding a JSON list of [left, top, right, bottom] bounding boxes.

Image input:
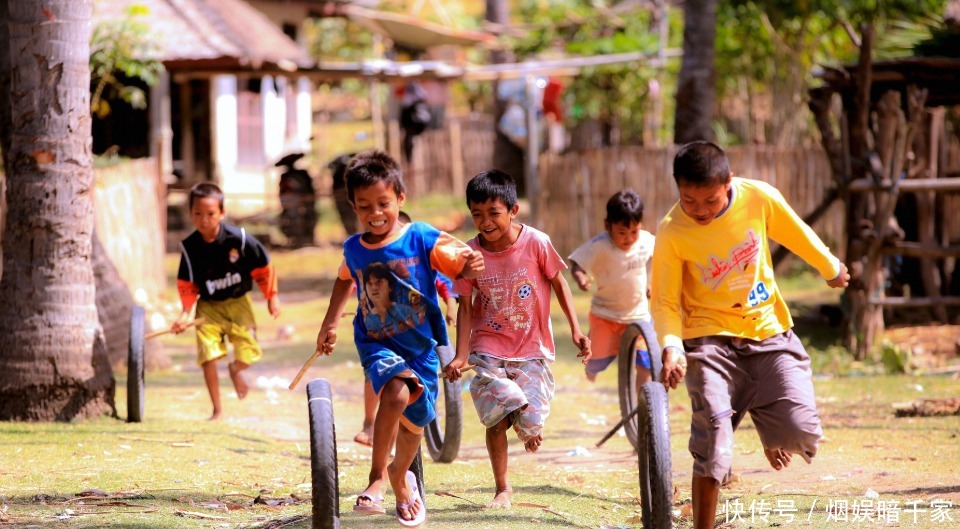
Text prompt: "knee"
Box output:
[[379, 379, 410, 412]]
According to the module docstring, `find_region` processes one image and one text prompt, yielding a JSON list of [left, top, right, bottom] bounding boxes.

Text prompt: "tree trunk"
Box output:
[[0, 0, 115, 421], [674, 0, 718, 144], [486, 0, 526, 194]]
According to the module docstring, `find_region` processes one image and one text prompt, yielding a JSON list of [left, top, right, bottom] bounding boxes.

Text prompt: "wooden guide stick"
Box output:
[[145, 318, 205, 340], [288, 348, 323, 390], [440, 364, 475, 379]]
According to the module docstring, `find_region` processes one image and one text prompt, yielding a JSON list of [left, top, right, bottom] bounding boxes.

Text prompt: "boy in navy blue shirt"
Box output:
[[173, 183, 280, 420]]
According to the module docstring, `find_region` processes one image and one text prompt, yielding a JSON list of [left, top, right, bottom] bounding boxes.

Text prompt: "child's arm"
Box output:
[[315, 277, 354, 355], [252, 264, 281, 319], [444, 296, 472, 381], [171, 279, 200, 333], [569, 259, 591, 291], [549, 271, 592, 363]]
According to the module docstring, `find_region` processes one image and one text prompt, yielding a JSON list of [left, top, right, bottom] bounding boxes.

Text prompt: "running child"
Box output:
[[651, 141, 850, 529], [444, 169, 592, 509], [314, 150, 483, 526], [172, 182, 281, 420], [568, 189, 656, 384]]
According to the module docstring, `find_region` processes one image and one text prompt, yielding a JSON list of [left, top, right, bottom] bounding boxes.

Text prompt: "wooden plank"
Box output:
[[867, 296, 960, 307], [880, 242, 960, 258], [849, 177, 960, 193]]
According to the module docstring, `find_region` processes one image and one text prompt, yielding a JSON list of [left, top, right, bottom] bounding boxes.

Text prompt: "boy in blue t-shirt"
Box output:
[[315, 150, 483, 526]]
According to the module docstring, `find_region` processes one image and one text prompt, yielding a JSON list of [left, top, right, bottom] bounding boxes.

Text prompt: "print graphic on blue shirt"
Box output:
[[344, 222, 450, 359]]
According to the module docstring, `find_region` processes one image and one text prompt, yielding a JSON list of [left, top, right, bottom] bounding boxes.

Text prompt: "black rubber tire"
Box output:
[[127, 305, 146, 423], [637, 381, 673, 529], [617, 320, 662, 450], [425, 346, 463, 462], [307, 379, 340, 529], [409, 447, 426, 506]]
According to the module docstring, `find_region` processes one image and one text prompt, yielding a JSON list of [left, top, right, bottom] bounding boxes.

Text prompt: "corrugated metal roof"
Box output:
[[93, 0, 314, 70], [343, 6, 495, 51]]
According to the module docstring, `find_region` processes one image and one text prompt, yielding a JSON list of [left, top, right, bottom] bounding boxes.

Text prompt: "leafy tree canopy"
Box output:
[[89, 4, 164, 119]]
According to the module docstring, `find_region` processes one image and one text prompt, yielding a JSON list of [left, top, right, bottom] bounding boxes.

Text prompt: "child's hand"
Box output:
[[316, 328, 337, 355], [573, 333, 592, 364], [459, 250, 485, 279], [573, 271, 591, 291], [268, 296, 282, 319], [827, 262, 850, 289], [442, 355, 469, 381], [170, 313, 191, 334], [660, 346, 687, 390]]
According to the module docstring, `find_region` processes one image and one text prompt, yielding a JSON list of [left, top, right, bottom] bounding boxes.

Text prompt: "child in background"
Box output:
[[353, 211, 460, 448], [568, 189, 656, 384], [315, 150, 483, 526], [445, 169, 592, 509], [652, 141, 850, 529], [172, 182, 281, 420]]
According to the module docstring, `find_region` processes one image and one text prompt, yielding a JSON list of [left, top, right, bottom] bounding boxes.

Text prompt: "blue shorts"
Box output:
[[360, 346, 440, 428]]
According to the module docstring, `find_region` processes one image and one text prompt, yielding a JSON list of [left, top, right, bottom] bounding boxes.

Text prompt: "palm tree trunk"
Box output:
[[0, 0, 115, 420], [674, 0, 718, 144]]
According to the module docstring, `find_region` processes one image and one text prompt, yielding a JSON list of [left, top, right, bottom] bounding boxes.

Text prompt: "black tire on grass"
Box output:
[[637, 381, 673, 529], [307, 379, 340, 529], [127, 305, 146, 423], [409, 447, 426, 505], [617, 320, 662, 450], [425, 346, 463, 462]]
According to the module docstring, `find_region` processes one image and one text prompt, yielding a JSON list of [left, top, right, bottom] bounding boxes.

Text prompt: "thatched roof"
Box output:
[[94, 0, 314, 72]]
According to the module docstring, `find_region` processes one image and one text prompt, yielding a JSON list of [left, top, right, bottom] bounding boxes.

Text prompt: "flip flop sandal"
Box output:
[[395, 470, 426, 527], [353, 493, 386, 515]]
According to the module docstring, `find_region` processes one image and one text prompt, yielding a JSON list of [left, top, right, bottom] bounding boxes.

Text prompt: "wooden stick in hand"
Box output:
[[288, 349, 322, 391], [440, 364, 476, 379], [145, 317, 205, 340]]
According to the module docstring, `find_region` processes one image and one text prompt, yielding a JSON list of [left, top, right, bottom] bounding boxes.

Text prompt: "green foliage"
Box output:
[[89, 5, 164, 119], [506, 0, 663, 142]]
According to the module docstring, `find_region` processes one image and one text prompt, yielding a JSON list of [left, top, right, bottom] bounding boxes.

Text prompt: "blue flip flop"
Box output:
[[395, 470, 426, 527]]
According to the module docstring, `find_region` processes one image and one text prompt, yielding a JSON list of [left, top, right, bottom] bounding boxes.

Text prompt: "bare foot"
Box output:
[[764, 448, 792, 470], [585, 370, 597, 382], [524, 434, 542, 453], [353, 427, 373, 447], [487, 488, 513, 509], [228, 362, 249, 399], [208, 409, 222, 421]]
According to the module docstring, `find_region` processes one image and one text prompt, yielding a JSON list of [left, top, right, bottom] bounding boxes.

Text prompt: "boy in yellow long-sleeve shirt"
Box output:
[[651, 141, 850, 529]]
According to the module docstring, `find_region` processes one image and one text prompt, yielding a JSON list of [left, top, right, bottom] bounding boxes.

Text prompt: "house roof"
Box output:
[[342, 6, 495, 51], [94, 0, 314, 71]]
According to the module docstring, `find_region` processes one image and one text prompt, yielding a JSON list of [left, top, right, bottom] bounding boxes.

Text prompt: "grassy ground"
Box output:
[[2, 214, 960, 528]]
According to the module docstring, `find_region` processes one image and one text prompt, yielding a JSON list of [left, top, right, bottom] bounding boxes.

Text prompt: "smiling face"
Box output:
[[351, 180, 405, 243], [190, 196, 225, 242], [605, 219, 642, 252], [469, 198, 520, 252], [678, 180, 731, 226]]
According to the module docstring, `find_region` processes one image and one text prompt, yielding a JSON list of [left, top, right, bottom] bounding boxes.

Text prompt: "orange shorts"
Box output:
[[586, 313, 650, 375]]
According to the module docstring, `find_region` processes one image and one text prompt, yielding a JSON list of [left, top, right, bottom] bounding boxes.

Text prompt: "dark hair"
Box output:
[[465, 169, 518, 209], [189, 182, 225, 210], [672, 141, 731, 187], [364, 262, 396, 288], [605, 189, 644, 225], [346, 150, 405, 202]]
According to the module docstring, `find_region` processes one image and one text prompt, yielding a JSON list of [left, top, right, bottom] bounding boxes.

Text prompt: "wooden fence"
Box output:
[[404, 114, 496, 197], [537, 146, 843, 258], [92, 158, 166, 301]]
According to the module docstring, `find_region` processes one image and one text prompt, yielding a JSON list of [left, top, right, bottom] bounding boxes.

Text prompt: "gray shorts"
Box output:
[[468, 353, 555, 442], [683, 330, 822, 483]]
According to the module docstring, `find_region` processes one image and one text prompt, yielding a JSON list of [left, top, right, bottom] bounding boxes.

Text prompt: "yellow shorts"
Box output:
[[194, 295, 262, 366]]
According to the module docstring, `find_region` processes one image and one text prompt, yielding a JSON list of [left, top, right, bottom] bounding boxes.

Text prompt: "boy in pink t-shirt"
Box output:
[[446, 170, 592, 509]]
